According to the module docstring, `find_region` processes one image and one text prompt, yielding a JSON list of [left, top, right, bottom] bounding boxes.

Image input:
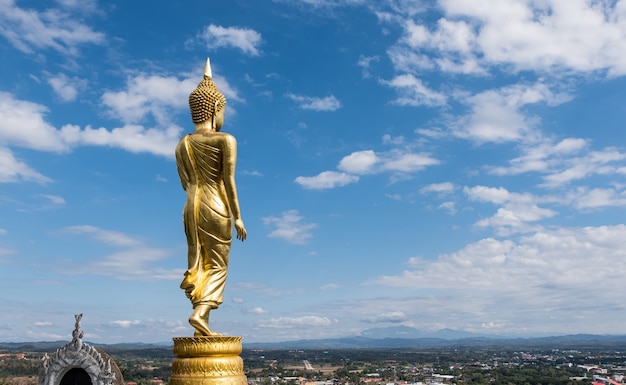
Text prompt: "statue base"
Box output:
[[169, 336, 247, 385]]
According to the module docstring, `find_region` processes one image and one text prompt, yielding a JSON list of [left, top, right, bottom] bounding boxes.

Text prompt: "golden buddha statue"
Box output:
[[175, 57, 246, 337]]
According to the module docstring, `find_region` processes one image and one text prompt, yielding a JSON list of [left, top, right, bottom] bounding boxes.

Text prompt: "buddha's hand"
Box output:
[[235, 219, 247, 241]]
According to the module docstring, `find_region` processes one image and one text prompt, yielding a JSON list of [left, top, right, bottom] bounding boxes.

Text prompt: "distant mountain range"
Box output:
[[244, 326, 626, 349], [3, 326, 626, 351]]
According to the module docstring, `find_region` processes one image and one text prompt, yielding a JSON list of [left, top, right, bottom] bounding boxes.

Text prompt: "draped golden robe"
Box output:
[[175, 133, 233, 308]]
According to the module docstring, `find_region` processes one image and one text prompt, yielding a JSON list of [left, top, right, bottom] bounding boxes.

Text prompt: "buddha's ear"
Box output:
[[212, 100, 220, 130]]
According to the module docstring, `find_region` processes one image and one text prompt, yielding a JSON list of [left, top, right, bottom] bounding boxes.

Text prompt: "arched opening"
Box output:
[[60, 368, 92, 385]]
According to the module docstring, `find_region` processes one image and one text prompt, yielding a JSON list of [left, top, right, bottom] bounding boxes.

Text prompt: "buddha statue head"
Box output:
[[189, 57, 226, 130]]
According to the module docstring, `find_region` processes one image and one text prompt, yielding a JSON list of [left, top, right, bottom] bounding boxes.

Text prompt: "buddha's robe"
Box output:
[[175, 133, 233, 308]]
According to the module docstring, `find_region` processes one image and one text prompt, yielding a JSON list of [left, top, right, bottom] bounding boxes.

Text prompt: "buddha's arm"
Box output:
[[222, 134, 246, 240], [175, 137, 192, 191]]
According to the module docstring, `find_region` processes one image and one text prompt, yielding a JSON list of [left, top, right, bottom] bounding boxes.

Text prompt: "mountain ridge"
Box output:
[[3, 326, 626, 350]]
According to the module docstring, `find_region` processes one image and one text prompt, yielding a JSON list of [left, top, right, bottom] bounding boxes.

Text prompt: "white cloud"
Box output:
[[357, 54, 379, 78], [259, 316, 336, 328], [62, 225, 142, 247], [40, 194, 66, 205], [382, 74, 447, 106], [451, 83, 570, 144], [0, 147, 52, 184], [464, 186, 557, 235], [438, 201, 456, 214], [386, 0, 626, 76], [0, 0, 104, 55], [263, 209, 317, 244], [249, 307, 268, 315], [47, 73, 87, 102], [0, 92, 69, 152], [60, 225, 179, 280], [295, 171, 358, 190], [567, 187, 626, 210], [338, 150, 379, 174], [464, 185, 511, 204], [420, 182, 454, 194], [542, 148, 626, 187], [373, 225, 626, 332], [381, 151, 440, 173], [55, 0, 99, 14], [109, 320, 142, 328], [361, 311, 408, 324], [298, 148, 439, 190], [278, 0, 366, 7], [490, 137, 588, 176], [320, 283, 340, 290], [0, 88, 186, 163], [84, 248, 178, 280], [287, 93, 342, 111], [197, 24, 262, 56], [59, 123, 182, 158], [33, 321, 52, 327], [101, 74, 198, 125], [474, 205, 556, 236], [340, 149, 440, 175]]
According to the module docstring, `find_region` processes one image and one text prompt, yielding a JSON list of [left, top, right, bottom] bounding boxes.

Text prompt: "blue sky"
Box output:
[[2, 0, 626, 344]]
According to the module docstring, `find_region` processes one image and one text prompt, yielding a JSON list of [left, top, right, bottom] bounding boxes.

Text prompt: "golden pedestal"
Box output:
[[169, 336, 248, 385]]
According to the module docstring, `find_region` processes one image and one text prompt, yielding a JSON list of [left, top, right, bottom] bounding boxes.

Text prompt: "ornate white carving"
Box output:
[[39, 314, 118, 385]]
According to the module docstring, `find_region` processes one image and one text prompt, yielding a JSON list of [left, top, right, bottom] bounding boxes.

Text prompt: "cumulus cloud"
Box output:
[[372, 225, 626, 334], [287, 93, 342, 111], [275, 0, 366, 8], [259, 316, 336, 328], [0, 70, 221, 169], [485, 137, 626, 190], [0, 0, 105, 55], [357, 54, 380, 78], [464, 185, 557, 235], [197, 24, 262, 56], [338, 149, 440, 175], [108, 320, 142, 328], [420, 182, 454, 194], [542, 148, 626, 187], [385, 0, 626, 76], [59, 124, 182, 157], [451, 83, 571, 144], [101, 74, 198, 126], [296, 148, 440, 190], [567, 187, 626, 210], [489, 137, 589, 176], [381, 74, 447, 106], [263, 209, 317, 244], [47, 73, 87, 102], [361, 311, 408, 324], [102, 71, 241, 127], [0, 92, 69, 152], [295, 171, 358, 190], [337, 150, 379, 174], [438, 201, 456, 214]]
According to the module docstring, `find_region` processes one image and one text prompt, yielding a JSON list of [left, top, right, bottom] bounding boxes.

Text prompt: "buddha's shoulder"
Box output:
[[187, 131, 235, 147]]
